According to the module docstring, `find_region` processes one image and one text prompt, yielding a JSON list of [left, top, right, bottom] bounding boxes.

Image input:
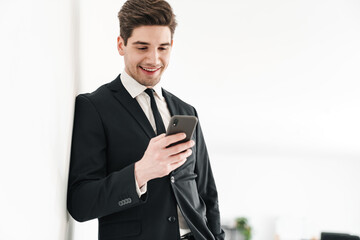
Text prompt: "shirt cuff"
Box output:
[[135, 178, 147, 198]]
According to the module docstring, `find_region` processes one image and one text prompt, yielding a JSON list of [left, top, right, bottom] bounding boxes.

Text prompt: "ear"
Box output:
[[117, 36, 125, 56], [171, 40, 174, 47]]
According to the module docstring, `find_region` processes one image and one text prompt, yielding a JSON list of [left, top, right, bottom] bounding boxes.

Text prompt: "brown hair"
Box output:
[[118, 0, 177, 45]]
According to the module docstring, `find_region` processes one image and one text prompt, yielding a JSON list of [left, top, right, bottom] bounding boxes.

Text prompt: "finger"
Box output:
[[160, 133, 186, 147], [168, 158, 187, 172], [151, 133, 166, 143], [166, 140, 195, 156], [167, 149, 192, 165]]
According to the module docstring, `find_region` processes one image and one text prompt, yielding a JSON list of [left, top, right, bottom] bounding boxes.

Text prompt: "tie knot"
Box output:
[[145, 88, 154, 97], [144, 88, 166, 135]]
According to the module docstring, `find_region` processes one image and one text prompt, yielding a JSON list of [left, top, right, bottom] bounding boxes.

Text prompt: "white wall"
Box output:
[[0, 0, 75, 239], [1, 0, 359, 240]]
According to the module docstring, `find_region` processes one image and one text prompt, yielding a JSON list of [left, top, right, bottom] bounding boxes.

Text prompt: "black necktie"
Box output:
[[145, 88, 166, 135]]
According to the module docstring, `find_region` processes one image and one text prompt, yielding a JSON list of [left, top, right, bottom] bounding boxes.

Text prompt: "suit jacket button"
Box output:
[[170, 176, 175, 183], [168, 216, 176, 223]]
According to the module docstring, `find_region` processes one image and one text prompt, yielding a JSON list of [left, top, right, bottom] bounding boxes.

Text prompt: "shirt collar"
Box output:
[[121, 70, 164, 100]]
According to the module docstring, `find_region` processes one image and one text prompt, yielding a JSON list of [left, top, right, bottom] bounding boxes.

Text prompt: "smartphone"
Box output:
[[166, 115, 198, 147]]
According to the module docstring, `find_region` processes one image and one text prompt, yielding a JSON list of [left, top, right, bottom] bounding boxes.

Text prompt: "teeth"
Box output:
[[141, 66, 159, 72]]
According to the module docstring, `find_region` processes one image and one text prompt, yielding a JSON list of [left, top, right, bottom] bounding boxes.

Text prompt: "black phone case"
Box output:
[[166, 115, 198, 146]]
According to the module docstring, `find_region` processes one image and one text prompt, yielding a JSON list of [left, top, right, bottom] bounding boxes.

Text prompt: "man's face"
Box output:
[[117, 26, 173, 87]]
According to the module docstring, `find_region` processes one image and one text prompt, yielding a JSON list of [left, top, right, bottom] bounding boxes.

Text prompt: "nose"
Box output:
[[146, 48, 161, 66]]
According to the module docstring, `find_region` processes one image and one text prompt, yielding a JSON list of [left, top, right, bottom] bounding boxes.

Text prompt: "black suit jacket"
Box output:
[[67, 75, 225, 240]]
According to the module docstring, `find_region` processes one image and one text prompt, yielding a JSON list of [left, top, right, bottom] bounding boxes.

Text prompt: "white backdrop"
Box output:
[[0, 0, 75, 239], [0, 0, 359, 240]]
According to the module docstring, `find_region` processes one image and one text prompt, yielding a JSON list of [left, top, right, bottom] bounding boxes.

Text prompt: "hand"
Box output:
[[135, 133, 195, 187]]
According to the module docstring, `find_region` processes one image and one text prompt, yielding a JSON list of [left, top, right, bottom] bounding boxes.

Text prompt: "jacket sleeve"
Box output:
[[67, 95, 147, 222], [193, 109, 225, 240]]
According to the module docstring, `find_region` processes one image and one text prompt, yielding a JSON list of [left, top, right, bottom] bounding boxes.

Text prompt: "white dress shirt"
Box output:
[[120, 70, 191, 237]]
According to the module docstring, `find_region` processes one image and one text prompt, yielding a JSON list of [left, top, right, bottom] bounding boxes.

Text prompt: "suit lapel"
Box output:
[[108, 75, 156, 139], [162, 88, 180, 117]]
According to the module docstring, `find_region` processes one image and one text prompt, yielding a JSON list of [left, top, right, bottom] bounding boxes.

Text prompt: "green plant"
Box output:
[[235, 217, 252, 240]]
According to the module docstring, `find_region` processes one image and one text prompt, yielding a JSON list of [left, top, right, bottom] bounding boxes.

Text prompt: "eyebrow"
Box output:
[[132, 41, 171, 46]]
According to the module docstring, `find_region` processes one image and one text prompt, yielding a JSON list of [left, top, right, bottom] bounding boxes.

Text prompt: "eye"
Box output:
[[138, 47, 147, 50], [159, 47, 168, 51]]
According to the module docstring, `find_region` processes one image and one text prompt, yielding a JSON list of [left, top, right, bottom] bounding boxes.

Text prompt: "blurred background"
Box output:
[[0, 0, 359, 239]]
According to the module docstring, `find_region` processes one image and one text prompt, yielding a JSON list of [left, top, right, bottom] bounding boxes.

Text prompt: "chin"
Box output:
[[136, 77, 160, 87], [147, 79, 161, 87], [143, 75, 161, 85]]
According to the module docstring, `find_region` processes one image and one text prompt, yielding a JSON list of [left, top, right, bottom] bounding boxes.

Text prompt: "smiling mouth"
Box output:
[[139, 66, 161, 73]]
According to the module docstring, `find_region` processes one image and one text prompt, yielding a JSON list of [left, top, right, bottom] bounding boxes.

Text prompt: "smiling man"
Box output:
[[67, 1, 225, 240], [118, 26, 172, 87]]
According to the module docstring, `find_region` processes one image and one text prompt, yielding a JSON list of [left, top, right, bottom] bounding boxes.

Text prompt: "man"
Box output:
[[67, 0, 225, 239]]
